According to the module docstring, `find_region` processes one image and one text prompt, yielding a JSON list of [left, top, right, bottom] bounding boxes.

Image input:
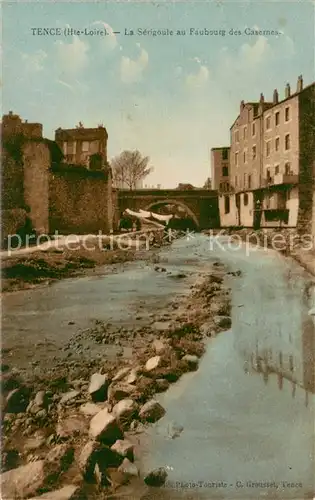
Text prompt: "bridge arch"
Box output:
[[144, 198, 199, 229]]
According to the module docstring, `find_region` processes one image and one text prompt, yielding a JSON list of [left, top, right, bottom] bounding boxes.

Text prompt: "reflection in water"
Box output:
[[240, 261, 314, 399], [140, 237, 314, 500]]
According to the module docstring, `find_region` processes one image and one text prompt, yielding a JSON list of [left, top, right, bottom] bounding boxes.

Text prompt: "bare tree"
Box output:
[[203, 177, 212, 189], [111, 150, 153, 190]]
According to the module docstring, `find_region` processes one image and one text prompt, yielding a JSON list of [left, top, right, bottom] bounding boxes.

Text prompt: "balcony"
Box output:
[[262, 173, 298, 187], [273, 172, 298, 185]]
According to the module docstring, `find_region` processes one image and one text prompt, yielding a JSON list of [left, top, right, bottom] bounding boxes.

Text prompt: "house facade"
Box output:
[[210, 147, 231, 192], [55, 124, 108, 170], [216, 76, 315, 232]]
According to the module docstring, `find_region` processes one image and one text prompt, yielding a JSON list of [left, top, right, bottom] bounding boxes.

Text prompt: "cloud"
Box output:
[[56, 78, 88, 94], [120, 44, 149, 84], [239, 35, 272, 66], [92, 21, 118, 51], [218, 28, 273, 80], [186, 63, 209, 88], [55, 35, 89, 76], [21, 49, 47, 72], [282, 34, 296, 57], [56, 79, 74, 91]]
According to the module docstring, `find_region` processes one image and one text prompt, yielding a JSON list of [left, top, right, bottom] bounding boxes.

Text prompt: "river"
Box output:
[[2, 235, 314, 499], [137, 235, 315, 500]]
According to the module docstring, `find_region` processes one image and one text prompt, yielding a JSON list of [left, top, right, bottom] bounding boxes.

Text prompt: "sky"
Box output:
[[2, 0, 314, 188]]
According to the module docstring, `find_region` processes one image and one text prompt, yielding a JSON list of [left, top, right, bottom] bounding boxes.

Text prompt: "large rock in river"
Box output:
[[89, 408, 123, 444]]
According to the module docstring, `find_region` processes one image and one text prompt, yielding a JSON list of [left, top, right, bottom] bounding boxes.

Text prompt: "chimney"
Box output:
[[297, 74, 303, 92], [9, 111, 13, 116], [273, 89, 279, 104], [285, 83, 291, 98], [240, 100, 245, 113], [258, 93, 265, 115]]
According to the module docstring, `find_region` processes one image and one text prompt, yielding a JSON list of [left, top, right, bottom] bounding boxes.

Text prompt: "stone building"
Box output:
[[1, 114, 116, 245], [55, 124, 108, 169], [217, 76, 315, 230], [210, 147, 231, 192], [1, 111, 43, 139], [1, 112, 51, 239]]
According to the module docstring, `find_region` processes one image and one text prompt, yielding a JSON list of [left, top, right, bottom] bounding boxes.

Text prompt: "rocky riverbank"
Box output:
[[1, 259, 234, 499], [1, 230, 167, 293]]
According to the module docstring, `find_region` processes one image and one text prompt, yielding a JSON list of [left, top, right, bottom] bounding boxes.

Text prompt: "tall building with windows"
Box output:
[[210, 147, 230, 192], [217, 75, 315, 229]]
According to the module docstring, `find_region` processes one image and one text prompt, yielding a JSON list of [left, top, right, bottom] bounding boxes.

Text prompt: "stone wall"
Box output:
[[1, 149, 25, 210], [23, 142, 50, 234], [111, 188, 120, 231], [1, 140, 50, 241], [49, 165, 113, 235], [2, 209, 27, 242]]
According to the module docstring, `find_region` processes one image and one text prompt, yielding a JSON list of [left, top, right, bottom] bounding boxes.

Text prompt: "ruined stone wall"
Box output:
[[49, 166, 113, 234], [111, 188, 120, 231], [1, 141, 50, 241], [23, 142, 50, 234], [1, 149, 25, 210]]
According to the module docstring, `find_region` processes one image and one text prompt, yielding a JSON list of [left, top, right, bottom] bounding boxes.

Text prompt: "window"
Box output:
[[235, 130, 239, 143], [82, 141, 89, 152], [285, 134, 290, 150], [285, 162, 291, 175], [66, 141, 76, 155], [243, 151, 247, 164], [248, 174, 252, 189], [235, 175, 238, 188], [275, 137, 280, 151], [235, 152, 239, 166], [266, 116, 271, 130], [244, 173, 247, 187], [286, 189, 291, 200], [244, 193, 249, 206], [265, 194, 270, 209], [224, 195, 230, 214], [266, 140, 271, 157], [243, 126, 247, 139], [285, 107, 290, 122], [219, 182, 222, 190], [275, 111, 280, 126], [222, 149, 228, 160], [252, 122, 256, 136], [275, 165, 280, 175], [222, 166, 229, 177], [252, 145, 257, 160], [266, 168, 271, 182]]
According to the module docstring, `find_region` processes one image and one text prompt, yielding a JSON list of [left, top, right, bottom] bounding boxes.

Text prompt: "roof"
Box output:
[[55, 127, 108, 140], [229, 81, 315, 130], [211, 146, 230, 151], [229, 101, 273, 130]]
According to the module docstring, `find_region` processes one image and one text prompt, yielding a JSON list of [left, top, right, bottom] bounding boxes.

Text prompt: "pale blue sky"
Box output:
[[2, 1, 314, 187]]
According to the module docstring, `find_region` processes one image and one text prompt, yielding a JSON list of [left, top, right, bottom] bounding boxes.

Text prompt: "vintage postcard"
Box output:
[[1, 1, 314, 499]]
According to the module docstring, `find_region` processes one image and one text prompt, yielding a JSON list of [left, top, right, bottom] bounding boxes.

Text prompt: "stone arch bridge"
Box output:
[[118, 189, 219, 230]]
